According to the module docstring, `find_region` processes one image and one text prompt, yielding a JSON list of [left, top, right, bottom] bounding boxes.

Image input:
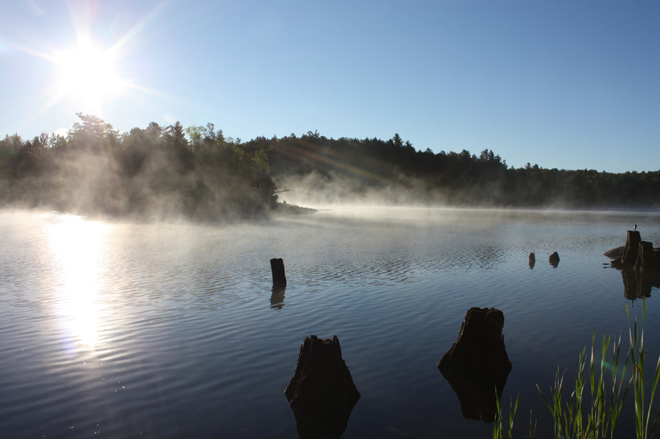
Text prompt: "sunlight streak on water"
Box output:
[[44, 214, 109, 351]]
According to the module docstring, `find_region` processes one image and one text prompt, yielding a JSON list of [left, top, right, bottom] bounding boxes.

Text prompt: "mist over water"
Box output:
[[1, 207, 660, 438], [275, 171, 450, 208], [0, 118, 278, 222], [4, 120, 659, 225]]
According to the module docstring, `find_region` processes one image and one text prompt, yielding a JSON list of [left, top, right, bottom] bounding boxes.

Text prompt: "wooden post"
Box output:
[[270, 258, 287, 288], [634, 241, 660, 274], [622, 230, 641, 266]]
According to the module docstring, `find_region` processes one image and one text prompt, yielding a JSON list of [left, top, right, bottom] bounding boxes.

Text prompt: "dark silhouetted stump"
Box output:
[[529, 253, 535, 269], [285, 335, 360, 438], [549, 252, 560, 268], [634, 241, 660, 275], [438, 307, 512, 423], [270, 258, 287, 288], [622, 231, 641, 266]]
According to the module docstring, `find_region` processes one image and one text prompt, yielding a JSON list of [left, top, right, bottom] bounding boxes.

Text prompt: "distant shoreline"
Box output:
[[273, 203, 318, 216]]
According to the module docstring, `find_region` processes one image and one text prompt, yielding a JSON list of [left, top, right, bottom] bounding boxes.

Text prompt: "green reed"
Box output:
[[493, 393, 521, 439], [494, 300, 660, 439], [493, 392, 536, 439], [627, 302, 660, 439], [536, 331, 628, 439]]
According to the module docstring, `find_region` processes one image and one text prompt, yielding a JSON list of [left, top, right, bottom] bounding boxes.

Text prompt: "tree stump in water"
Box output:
[[285, 335, 360, 438], [622, 231, 641, 266], [634, 241, 660, 275], [549, 252, 560, 267], [270, 258, 287, 288], [438, 307, 512, 422]]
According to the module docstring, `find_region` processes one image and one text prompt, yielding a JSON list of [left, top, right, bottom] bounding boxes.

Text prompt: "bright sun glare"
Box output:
[[54, 40, 124, 110], [46, 214, 109, 350], [12, 3, 173, 119]]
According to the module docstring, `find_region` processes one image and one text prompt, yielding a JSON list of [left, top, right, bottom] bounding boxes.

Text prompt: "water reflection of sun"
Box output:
[[46, 215, 109, 350]]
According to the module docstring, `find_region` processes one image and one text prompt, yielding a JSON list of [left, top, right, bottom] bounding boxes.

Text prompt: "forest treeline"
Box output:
[[0, 114, 277, 221], [1, 115, 659, 221], [248, 131, 660, 208]]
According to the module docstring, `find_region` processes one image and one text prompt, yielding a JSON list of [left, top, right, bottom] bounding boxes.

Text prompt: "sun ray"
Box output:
[[108, 0, 172, 55], [6, 0, 195, 129], [3, 40, 58, 63]]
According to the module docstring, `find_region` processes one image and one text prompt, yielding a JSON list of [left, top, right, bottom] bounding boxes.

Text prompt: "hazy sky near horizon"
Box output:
[[1, 0, 658, 173]]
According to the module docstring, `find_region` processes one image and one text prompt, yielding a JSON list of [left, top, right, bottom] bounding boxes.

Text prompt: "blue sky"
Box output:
[[1, 0, 658, 173]]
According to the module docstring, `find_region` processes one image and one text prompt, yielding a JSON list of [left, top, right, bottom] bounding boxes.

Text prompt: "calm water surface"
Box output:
[[1, 207, 660, 438]]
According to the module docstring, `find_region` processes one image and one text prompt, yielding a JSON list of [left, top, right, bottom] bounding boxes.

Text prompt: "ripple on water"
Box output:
[[0, 208, 659, 438]]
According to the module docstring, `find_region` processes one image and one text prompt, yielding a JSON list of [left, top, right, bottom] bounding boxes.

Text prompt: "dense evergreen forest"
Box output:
[[250, 131, 660, 208], [1, 115, 659, 221], [0, 114, 277, 221]]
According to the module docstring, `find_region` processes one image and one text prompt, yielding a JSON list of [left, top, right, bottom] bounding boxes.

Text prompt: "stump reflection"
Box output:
[[285, 335, 360, 438], [438, 307, 512, 422], [270, 286, 286, 309]]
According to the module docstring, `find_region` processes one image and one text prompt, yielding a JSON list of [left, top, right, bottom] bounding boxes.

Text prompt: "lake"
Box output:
[[1, 207, 659, 439]]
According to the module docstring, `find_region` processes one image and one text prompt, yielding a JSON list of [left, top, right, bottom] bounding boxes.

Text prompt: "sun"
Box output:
[[54, 39, 125, 110]]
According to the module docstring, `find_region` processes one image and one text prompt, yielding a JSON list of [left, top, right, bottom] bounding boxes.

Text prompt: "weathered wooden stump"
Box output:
[[529, 253, 535, 268], [270, 258, 287, 288], [549, 252, 560, 267], [438, 307, 512, 422], [622, 231, 641, 266], [285, 335, 360, 438], [634, 241, 660, 274]]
